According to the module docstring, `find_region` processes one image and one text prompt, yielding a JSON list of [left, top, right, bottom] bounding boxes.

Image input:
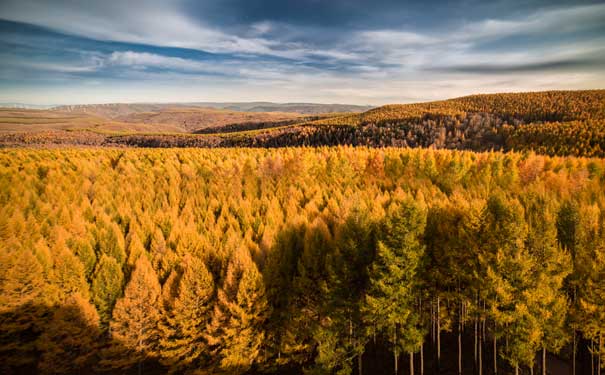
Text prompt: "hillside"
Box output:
[[3, 90, 605, 158], [0, 108, 183, 133], [52, 102, 372, 117], [115, 107, 305, 132], [0, 107, 312, 134]]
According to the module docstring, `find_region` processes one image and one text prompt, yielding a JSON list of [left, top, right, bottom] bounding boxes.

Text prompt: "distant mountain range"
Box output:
[[51, 102, 373, 117], [0, 103, 56, 109]]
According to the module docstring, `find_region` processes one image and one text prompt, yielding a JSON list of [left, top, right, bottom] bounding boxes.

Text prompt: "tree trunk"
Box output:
[[479, 332, 483, 375], [493, 329, 497, 375], [410, 351, 414, 375], [420, 341, 424, 375], [437, 296, 441, 372], [573, 331, 576, 375], [515, 364, 519, 375], [598, 334, 602, 375], [395, 327, 398, 375], [591, 341, 594, 375], [542, 347, 546, 375], [475, 317, 478, 372], [431, 301, 435, 344], [358, 353, 363, 375], [459, 303, 462, 375]]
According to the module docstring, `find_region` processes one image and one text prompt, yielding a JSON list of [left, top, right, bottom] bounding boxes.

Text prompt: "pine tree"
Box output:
[[262, 222, 308, 367], [37, 293, 101, 374], [363, 199, 426, 375], [91, 254, 124, 327], [0, 247, 49, 368], [103, 256, 161, 373], [68, 237, 96, 279], [150, 227, 176, 281], [575, 206, 605, 374], [278, 217, 333, 366], [313, 208, 375, 374], [209, 245, 270, 374], [98, 221, 126, 265], [50, 243, 90, 301], [159, 254, 215, 372], [479, 194, 541, 372], [524, 195, 571, 374], [125, 230, 147, 273]]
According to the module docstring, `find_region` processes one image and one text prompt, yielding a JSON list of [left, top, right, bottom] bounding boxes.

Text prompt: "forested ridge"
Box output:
[[4, 90, 604, 158], [1, 147, 605, 374]]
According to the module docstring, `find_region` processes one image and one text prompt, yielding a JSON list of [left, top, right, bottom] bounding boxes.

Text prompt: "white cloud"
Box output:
[[108, 51, 217, 72], [456, 3, 605, 41], [1, 0, 604, 105]]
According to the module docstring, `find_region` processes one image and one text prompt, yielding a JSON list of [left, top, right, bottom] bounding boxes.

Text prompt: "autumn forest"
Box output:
[[1, 142, 605, 374]]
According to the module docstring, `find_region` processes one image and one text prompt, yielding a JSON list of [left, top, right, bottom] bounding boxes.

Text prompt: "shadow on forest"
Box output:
[[0, 291, 596, 374], [0, 303, 165, 375]]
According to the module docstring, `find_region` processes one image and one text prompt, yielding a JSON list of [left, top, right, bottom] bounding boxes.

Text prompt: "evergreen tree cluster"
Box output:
[[1, 147, 605, 374]]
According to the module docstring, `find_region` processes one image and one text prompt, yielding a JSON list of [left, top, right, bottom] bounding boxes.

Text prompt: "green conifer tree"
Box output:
[[363, 200, 426, 375], [209, 245, 270, 374], [91, 254, 124, 327], [103, 256, 161, 373], [159, 254, 215, 372]]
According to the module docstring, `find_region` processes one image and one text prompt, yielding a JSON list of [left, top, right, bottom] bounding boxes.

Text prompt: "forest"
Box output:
[[1, 147, 604, 374], [3, 90, 605, 159]]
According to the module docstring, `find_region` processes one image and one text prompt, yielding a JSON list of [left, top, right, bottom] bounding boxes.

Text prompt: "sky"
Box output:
[[0, 0, 604, 105]]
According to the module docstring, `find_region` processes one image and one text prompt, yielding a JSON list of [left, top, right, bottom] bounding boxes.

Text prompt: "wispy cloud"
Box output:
[[0, 0, 604, 104]]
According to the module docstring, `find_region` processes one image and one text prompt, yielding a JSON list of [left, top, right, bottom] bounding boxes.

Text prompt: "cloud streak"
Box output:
[[0, 0, 604, 104]]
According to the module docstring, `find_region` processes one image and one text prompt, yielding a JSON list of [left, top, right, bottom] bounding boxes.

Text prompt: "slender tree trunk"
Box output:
[[573, 331, 576, 375], [459, 324, 463, 375], [475, 317, 478, 372], [479, 332, 483, 375], [395, 327, 398, 375], [493, 327, 497, 375], [531, 364, 534, 375], [358, 353, 363, 375], [542, 347, 546, 375], [437, 296, 441, 372], [591, 341, 595, 375], [420, 342, 424, 375], [515, 364, 519, 375], [410, 351, 414, 375], [573, 287, 578, 375], [374, 324, 377, 345], [431, 301, 435, 344], [597, 332, 603, 375], [459, 300, 463, 375]]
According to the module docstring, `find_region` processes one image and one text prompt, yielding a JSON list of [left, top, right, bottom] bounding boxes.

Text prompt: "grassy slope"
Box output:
[[0, 109, 184, 133]]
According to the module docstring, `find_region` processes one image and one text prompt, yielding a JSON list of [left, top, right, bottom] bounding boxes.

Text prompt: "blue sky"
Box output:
[[0, 0, 604, 105]]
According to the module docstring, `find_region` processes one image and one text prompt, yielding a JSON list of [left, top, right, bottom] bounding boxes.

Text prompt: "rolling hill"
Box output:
[[2, 90, 605, 158], [52, 102, 372, 118]]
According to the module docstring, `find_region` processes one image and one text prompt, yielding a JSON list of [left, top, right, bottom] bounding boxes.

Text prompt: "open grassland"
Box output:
[[0, 109, 184, 133]]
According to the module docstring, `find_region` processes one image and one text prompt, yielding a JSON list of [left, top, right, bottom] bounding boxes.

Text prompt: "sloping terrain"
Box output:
[[0, 109, 183, 133], [53, 102, 372, 118], [3, 90, 605, 158], [116, 107, 305, 132]]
